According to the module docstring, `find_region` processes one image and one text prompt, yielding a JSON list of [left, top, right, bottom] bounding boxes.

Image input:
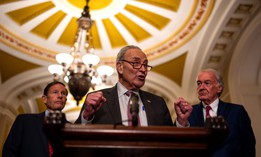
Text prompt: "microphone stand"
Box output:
[[130, 93, 139, 126]]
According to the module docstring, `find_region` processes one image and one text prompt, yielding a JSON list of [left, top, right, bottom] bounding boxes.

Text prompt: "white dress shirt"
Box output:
[[81, 82, 148, 126], [176, 98, 219, 127], [202, 98, 218, 121], [117, 82, 148, 126]]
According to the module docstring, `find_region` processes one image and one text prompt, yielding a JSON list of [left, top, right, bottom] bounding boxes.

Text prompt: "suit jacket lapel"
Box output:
[[196, 103, 205, 126], [217, 100, 228, 118], [104, 85, 122, 124], [139, 90, 154, 125]]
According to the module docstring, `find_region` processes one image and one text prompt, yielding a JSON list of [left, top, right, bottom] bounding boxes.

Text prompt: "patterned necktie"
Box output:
[[206, 105, 212, 119], [125, 91, 140, 126]]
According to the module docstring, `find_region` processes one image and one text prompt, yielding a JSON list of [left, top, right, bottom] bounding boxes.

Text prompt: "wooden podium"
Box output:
[[45, 122, 228, 157]]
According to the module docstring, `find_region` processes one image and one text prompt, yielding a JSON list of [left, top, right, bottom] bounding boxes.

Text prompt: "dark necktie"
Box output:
[[206, 105, 212, 119], [125, 91, 140, 126]]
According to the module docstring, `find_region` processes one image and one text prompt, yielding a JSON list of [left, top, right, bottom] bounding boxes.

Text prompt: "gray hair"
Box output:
[[199, 68, 224, 96], [116, 45, 142, 63]]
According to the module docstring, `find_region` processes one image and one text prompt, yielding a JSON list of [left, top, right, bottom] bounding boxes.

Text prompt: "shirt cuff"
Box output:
[[81, 110, 94, 124], [175, 119, 190, 127]]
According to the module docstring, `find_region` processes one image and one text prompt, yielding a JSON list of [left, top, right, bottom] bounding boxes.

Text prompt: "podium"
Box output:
[[46, 123, 227, 157]]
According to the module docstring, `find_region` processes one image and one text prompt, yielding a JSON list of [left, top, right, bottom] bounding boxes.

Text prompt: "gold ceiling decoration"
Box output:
[[0, 0, 214, 65]]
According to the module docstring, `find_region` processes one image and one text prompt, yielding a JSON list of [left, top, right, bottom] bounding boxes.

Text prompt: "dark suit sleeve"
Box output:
[[144, 94, 173, 126], [74, 91, 97, 124], [213, 105, 256, 157], [75, 92, 92, 124], [238, 106, 256, 157], [2, 115, 24, 157], [160, 97, 174, 126]]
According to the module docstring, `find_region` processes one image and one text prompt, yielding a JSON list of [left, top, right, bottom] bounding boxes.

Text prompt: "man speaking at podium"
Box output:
[[75, 45, 173, 126]]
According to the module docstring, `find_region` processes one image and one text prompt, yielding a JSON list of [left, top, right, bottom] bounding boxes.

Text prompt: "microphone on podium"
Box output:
[[129, 92, 139, 126]]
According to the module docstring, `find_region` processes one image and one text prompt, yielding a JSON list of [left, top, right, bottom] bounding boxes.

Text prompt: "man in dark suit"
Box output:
[[174, 68, 256, 157], [2, 81, 68, 157], [75, 45, 173, 126]]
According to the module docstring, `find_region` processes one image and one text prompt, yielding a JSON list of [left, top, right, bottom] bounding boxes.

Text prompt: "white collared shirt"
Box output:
[[117, 82, 148, 126], [176, 98, 219, 127], [45, 110, 49, 116], [202, 98, 219, 121]]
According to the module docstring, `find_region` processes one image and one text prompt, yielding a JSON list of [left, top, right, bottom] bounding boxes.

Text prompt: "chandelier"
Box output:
[[48, 0, 114, 105]]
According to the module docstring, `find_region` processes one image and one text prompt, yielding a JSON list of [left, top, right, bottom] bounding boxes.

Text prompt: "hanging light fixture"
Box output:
[[48, 0, 114, 105]]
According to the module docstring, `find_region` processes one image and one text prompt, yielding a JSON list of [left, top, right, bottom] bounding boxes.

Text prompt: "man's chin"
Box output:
[[198, 96, 207, 101], [54, 105, 64, 111], [135, 82, 145, 89]]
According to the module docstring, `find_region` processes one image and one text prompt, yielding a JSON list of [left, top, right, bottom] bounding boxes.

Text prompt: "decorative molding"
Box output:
[[147, 0, 214, 60], [204, 1, 260, 71], [0, 26, 56, 61]]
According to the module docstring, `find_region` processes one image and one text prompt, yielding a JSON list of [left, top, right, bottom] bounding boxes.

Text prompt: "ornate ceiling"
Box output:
[[0, 0, 260, 122], [0, 0, 213, 65]]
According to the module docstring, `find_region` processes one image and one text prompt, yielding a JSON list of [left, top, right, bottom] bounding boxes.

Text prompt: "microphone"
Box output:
[[129, 92, 139, 126]]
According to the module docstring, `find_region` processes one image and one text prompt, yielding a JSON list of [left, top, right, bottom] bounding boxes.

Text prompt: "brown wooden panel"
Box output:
[[44, 123, 227, 157]]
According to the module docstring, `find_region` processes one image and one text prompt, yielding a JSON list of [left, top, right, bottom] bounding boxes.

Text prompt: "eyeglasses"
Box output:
[[121, 60, 152, 71]]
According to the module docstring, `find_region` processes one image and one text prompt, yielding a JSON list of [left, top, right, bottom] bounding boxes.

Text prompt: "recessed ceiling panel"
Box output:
[[124, 4, 171, 30], [7, 1, 55, 25], [31, 10, 66, 39], [58, 17, 78, 46], [103, 18, 127, 48], [115, 13, 151, 42]]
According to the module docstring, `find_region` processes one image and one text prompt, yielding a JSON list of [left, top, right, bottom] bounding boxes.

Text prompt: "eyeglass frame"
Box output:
[[120, 59, 153, 71]]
